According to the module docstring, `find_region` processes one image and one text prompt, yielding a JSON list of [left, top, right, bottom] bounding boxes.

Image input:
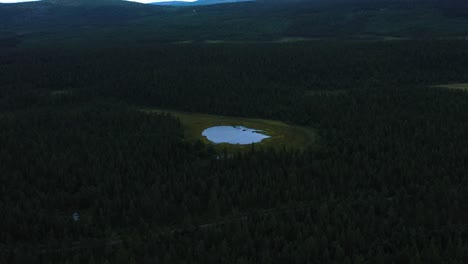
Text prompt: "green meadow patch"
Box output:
[[145, 109, 317, 150], [433, 83, 468, 92], [50, 90, 73, 97]]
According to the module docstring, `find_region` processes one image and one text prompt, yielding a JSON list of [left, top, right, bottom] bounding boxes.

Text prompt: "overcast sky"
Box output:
[[127, 0, 196, 2], [0, 0, 39, 2], [0, 0, 197, 3]]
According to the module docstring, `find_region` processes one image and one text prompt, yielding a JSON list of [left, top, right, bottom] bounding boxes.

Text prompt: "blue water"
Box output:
[[202, 126, 270, 145]]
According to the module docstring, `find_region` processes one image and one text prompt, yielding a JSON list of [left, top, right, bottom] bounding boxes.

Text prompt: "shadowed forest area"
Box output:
[[0, 0, 468, 263]]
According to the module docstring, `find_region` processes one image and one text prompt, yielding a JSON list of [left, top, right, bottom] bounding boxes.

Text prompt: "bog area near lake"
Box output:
[[144, 109, 317, 150]]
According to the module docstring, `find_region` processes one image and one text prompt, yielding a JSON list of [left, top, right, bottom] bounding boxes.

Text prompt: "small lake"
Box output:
[[202, 126, 271, 145]]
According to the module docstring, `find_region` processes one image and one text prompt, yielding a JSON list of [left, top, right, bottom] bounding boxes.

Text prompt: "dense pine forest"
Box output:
[[1, 0, 468, 263], [1, 38, 467, 263]]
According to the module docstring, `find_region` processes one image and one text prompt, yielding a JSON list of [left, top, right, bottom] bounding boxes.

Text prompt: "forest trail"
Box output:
[[5, 203, 318, 255]]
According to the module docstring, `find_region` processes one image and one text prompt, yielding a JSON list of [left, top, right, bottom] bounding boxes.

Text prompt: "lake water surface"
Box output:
[[202, 126, 270, 145]]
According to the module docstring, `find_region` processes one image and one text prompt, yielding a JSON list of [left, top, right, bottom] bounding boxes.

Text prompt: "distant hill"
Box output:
[[0, 0, 160, 35], [1, 0, 468, 47], [152, 0, 254, 6]]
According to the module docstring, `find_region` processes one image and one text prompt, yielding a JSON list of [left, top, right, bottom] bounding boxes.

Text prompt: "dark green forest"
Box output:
[[1, 38, 467, 263], [1, 0, 468, 263]]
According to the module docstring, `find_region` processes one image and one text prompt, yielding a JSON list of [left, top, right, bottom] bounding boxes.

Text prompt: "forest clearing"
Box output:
[[145, 109, 317, 150]]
